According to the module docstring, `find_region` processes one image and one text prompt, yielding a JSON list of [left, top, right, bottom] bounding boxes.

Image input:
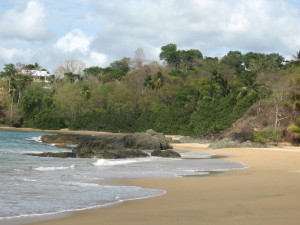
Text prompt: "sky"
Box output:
[[1, 0, 300, 72]]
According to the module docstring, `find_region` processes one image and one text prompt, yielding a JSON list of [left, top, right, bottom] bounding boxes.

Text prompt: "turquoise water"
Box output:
[[0, 130, 246, 225]]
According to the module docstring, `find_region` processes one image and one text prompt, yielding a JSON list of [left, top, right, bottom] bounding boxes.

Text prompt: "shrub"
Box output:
[[253, 129, 283, 142]]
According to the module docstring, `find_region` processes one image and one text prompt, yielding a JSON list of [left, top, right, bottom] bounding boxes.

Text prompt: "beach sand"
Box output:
[[18, 140, 300, 225], [3, 127, 300, 225]]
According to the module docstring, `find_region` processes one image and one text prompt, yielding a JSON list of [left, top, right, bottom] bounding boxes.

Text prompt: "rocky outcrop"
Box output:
[[35, 130, 177, 159], [151, 149, 181, 158], [179, 134, 217, 144], [120, 129, 173, 150], [72, 139, 149, 159], [208, 130, 269, 149], [209, 140, 268, 149], [25, 152, 76, 158], [40, 134, 99, 144]]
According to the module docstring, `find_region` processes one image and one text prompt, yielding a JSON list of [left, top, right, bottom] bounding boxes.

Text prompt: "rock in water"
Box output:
[[121, 129, 172, 150], [72, 139, 149, 159], [151, 149, 181, 158], [37, 130, 177, 159]]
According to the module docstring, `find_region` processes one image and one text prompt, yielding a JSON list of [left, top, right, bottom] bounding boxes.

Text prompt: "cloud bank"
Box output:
[[0, 0, 299, 72]]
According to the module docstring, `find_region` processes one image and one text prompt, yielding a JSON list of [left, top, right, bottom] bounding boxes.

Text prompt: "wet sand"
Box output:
[[2, 127, 300, 225], [21, 139, 300, 225]]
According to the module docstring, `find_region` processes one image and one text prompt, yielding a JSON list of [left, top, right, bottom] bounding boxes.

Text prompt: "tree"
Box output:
[[132, 48, 146, 69], [0, 64, 17, 119], [235, 71, 260, 98], [83, 66, 103, 77], [144, 72, 165, 90], [0, 64, 16, 94], [109, 57, 130, 79], [54, 60, 85, 78], [159, 44, 180, 68], [221, 51, 245, 73], [20, 83, 65, 129], [80, 84, 91, 100], [159, 44, 203, 70], [243, 52, 284, 71], [64, 72, 81, 83], [179, 49, 203, 71], [292, 51, 300, 65]]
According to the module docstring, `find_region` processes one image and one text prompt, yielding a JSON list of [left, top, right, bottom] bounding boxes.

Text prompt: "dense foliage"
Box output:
[[0, 44, 299, 135]]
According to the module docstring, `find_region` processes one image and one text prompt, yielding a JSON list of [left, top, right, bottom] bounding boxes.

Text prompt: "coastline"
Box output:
[[24, 142, 300, 225], [0, 126, 127, 136], [3, 127, 300, 224]]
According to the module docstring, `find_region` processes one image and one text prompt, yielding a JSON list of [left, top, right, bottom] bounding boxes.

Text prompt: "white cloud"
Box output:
[[0, 1, 53, 41], [89, 0, 300, 58], [86, 51, 107, 67], [1, 0, 300, 72], [0, 46, 33, 65], [55, 29, 92, 54]]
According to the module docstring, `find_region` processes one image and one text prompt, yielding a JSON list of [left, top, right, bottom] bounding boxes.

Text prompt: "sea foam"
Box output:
[[34, 165, 76, 171], [92, 158, 148, 166]]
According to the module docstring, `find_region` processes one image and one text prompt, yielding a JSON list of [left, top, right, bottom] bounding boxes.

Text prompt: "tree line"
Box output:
[[0, 44, 299, 136]]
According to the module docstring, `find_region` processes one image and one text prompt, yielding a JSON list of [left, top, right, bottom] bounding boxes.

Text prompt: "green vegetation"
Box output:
[[288, 118, 300, 135], [253, 129, 284, 142], [0, 45, 299, 137]]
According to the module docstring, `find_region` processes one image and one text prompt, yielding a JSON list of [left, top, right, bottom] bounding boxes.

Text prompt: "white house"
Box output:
[[21, 69, 52, 82]]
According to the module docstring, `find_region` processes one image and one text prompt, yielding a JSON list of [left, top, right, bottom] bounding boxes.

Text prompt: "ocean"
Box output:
[[0, 130, 246, 225]]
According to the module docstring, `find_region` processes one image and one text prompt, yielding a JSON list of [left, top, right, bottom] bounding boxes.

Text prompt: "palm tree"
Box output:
[[1, 64, 16, 95], [144, 75, 155, 89], [293, 51, 300, 65], [153, 72, 164, 89], [1, 64, 17, 119], [80, 84, 91, 100], [236, 71, 260, 99]]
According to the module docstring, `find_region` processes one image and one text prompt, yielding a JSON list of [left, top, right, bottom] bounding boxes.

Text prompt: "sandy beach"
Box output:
[[17, 140, 298, 225], [2, 127, 300, 225]]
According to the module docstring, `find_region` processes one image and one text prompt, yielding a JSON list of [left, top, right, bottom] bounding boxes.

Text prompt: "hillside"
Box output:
[[0, 45, 300, 143]]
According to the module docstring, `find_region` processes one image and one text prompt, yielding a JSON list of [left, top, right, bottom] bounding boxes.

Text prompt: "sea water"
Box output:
[[0, 130, 246, 225]]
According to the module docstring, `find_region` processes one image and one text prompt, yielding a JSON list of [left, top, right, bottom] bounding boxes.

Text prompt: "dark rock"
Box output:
[[39, 130, 172, 159], [223, 130, 254, 143], [120, 129, 172, 150], [151, 149, 181, 158], [25, 152, 76, 158], [72, 139, 149, 159], [41, 134, 93, 144], [41, 134, 119, 144], [54, 144, 73, 149]]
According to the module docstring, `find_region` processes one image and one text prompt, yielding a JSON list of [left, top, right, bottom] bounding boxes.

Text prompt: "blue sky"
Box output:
[[1, 0, 300, 72]]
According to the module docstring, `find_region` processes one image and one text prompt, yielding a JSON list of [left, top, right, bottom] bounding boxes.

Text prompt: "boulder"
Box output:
[[223, 130, 254, 143], [120, 129, 172, 150], [37, 130, 174, 159], [151, 149, 181, 158], [72, 139, 149, 159]]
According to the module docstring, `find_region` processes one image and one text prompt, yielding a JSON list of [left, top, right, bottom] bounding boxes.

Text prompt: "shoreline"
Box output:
[[0, 126, 127, 136], [24, 143, 300, 225], [3, 127, 300, 224]]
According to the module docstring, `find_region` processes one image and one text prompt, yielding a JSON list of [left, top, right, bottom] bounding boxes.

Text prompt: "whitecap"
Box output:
[[92, 157, 160, 167], [26, 136, 42, 143], [34, 164, 76, 171], [92, 159, 137, 166]]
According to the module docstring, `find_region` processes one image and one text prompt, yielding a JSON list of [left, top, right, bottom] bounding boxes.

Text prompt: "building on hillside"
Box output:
[[21, 69, 53, 82]]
